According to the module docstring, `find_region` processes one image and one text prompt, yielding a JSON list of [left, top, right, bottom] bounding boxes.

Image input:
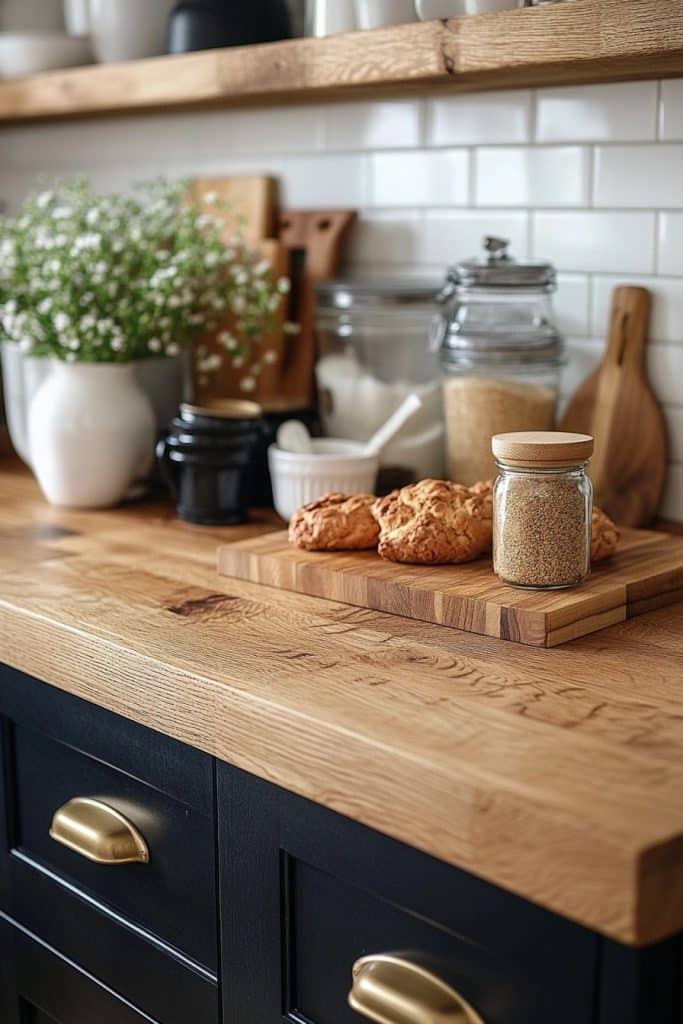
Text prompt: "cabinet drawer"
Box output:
[[219, 765, 599, 1024], [1, 912, 159, 1024], [0, 666, 218, 1024]]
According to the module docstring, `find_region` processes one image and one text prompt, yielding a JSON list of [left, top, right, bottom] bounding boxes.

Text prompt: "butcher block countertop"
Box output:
[[0, 458, 681, 948]]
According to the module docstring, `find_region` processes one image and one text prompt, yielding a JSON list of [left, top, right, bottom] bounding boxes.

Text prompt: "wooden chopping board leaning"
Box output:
[[561, 285, 668, 527]]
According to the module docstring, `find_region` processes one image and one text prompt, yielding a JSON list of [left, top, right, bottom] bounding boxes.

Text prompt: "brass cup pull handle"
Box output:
[[49, 797, 149, 865], [348, 954, 485, 1024]]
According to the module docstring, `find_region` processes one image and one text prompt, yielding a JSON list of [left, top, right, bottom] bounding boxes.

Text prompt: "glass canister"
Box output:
[[438, 236, 564, 486], [315, 279, 445, 489], [492, 431, 594, 590]]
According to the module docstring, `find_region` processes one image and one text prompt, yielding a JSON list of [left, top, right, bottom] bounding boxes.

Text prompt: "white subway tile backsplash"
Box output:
[[659, 80, 683, 141], [648, 343, 683, 408], [554, 276, 591, 336], [476, 146, 588, 208], [427, 91, 531, 146], [658, 213, 683, 276], [559, 338, 604, 402], [594, 145, 683, 209], [346, 210, 425, 265], [661, 465, 683, 520], [279, 154, 368, 208], [420, 210, 529, 264], [591, 277, 683, 344], [665, 405, 683, 464], [323, 100, 420, 151], [532, 212, 656, 274], [2, 78, 682, 519], [535, 82, 658, 143], [370, 150, 468, 207]]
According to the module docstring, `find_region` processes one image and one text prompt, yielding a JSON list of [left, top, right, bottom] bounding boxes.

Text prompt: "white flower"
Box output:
[[253, 259, 271, 277], [80, 314, 96, 331], [232, 268, 249, 286], [111, 337, 124, 351], [203, 190, 219, 205], [263, 349, 278, 364], [165, 342, 180, 357], [231, 355, 245, 369], [53, 312, 71, 333], [231, 295, 247, 314], [37, 297, 53, 315], [240, 376, 256, 392], [18, 338, 33, 353], [148, 337, 162, 353], [47, 259, 61, 274], [68, 338, 80, 351], [36, 191, 54, 210], [86, 208, 100, 226], [218, 331, 238, 351], [204, 251, 220, 268], [0, 239, 14, 257], [52, 206, 73, 220], [283, 321, 301, 335], [277, 277, 291, 295], [65, 352, 77, 363]]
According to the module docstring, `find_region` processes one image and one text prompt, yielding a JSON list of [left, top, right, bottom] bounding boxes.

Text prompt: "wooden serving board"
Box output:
[[217, 527, 683, 648]]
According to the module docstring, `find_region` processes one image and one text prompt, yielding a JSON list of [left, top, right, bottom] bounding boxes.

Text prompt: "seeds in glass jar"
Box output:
[[493, 476, 589, 588]]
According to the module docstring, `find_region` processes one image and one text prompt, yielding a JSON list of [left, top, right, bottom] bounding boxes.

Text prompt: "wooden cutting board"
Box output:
[[217, 527, 683, 648], [560, 286, 668, 527]]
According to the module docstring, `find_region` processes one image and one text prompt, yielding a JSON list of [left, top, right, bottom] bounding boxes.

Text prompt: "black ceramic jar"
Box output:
[[167, 0, 292, 53], [157, 400, 263, 525]]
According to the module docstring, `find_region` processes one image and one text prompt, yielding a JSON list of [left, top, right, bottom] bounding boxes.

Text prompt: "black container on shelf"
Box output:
[[157, 400, 264, 525], [167, 0, 293, 53]]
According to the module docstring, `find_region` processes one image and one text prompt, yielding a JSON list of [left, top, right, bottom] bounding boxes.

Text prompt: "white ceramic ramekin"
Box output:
[[268, 440, 379, 522]]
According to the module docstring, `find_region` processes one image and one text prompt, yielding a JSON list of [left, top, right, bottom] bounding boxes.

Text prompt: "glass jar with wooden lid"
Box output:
[[492, 431, 594, 590]]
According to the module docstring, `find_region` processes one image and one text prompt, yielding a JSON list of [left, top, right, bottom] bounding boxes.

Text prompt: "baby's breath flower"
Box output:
[[240, 376, 256, 392], [0, 176, 293, 365]]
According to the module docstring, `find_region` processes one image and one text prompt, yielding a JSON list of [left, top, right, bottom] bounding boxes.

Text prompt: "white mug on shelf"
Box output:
[[87, 0, 176, 64], [416, 0, 516, 16], [355, 0, 417, 30], [63, 0, 91, 37], [307, 0, 356, 36]]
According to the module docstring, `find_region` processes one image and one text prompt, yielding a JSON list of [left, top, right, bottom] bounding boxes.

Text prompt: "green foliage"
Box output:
[[0, 178, 288, 366]]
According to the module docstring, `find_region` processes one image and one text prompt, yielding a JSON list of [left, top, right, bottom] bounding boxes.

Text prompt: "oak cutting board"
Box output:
[[217, 527, 683, 648]]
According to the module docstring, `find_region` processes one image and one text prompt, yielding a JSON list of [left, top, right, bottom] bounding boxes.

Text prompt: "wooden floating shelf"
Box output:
[[0, 0, 680, 124]]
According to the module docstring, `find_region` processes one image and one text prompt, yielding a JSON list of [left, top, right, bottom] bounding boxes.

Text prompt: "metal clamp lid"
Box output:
[[450, 236, 557, 290]]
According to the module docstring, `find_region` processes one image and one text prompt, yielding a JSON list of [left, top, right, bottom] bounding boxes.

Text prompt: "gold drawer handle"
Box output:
[[49, 797, 149, 865], [349, 954, 484, 1024]]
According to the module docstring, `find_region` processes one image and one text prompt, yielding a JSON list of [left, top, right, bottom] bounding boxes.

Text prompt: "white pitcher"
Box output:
[[73, 0, 176, 63], [28, 361, 155, 508]]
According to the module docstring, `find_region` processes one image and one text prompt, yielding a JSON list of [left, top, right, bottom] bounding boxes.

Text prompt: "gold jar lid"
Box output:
[[492, 431, 594, 468], [181, 399, 262, 420]]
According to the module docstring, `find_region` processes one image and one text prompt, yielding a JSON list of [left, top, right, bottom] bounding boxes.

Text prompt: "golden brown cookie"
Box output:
[[591, 506, 620, 563], [288, 492, 379, 551], [372, 478, 493, 565]]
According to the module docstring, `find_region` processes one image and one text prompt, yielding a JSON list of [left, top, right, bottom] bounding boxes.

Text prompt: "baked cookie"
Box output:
[[288, 492, 380, 551], [372, 478, 493, 565], [591, 506, 619, 563]]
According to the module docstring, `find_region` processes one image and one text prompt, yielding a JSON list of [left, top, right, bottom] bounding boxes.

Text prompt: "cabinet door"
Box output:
[[218, 764, 598, 1024], [0, 914, 156, 1024]]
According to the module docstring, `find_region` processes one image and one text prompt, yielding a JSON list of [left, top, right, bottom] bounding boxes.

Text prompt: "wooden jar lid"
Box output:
[[181, 400, 262, 420], [492, 431, 594, 468]]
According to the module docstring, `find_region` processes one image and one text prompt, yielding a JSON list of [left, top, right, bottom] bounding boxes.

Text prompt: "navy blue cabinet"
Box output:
[[0, 663, 681, 1024]]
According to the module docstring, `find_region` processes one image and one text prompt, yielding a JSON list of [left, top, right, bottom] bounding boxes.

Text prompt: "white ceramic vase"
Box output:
[[28, 361, 155, 508], [355, 0, 417, 30], [87, 0, 176, 63]]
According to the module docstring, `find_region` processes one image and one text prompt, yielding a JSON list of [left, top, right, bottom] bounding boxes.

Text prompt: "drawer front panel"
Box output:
[[0, 665, 217, 971], [1, 913, 159, 1024], [12, 723, 216, 968], [0, 666, 219, 1024], [219, 764, 598, 1024]]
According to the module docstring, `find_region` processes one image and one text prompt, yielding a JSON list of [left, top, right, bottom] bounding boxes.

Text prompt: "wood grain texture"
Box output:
[[217, 527, 683, 648], [561, 287, 668, 527], [0, 0, 680, 124], [0, 459, 681, 946]]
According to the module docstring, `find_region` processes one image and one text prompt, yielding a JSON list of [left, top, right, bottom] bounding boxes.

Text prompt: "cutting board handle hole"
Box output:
[[316, 217, 332, 231], [615, 312, 629, 366]]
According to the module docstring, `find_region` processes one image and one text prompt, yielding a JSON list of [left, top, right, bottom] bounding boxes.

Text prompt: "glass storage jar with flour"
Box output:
[[438, 237, 564, 486], [315, 280, 444, 491]]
